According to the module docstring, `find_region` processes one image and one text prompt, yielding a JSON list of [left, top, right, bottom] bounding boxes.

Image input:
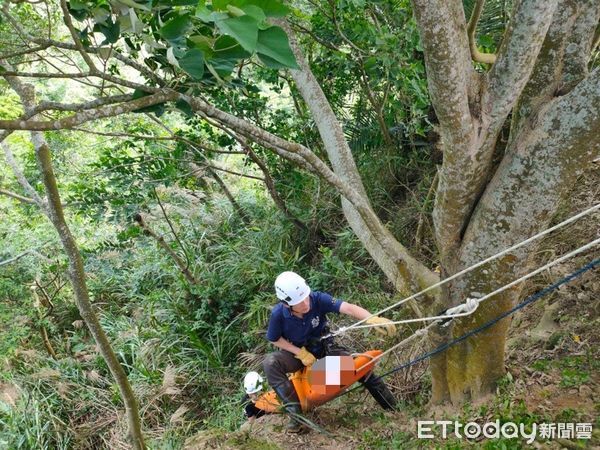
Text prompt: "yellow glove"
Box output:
[[366, 316, 397, 337], [295, 347, 317, 366]]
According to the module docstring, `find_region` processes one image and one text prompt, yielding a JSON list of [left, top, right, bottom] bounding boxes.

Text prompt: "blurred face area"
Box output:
[[290, 295, 311, 315]]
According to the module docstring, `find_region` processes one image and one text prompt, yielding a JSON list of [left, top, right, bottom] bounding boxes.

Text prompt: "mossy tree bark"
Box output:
[[0, 68, 146, 449], [35, 139, 146, 449], [413, 0, 600, 403]]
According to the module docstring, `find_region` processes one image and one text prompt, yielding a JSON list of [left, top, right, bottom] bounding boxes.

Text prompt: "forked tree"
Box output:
[[1, 5, 598, 444]]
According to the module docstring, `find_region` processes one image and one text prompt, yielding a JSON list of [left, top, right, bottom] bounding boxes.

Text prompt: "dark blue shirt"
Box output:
[[266, 291, 343, 354]]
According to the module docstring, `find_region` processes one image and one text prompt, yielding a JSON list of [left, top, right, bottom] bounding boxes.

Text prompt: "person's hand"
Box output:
[[366, 316, 397, 336], [295, 347, 317, 366]]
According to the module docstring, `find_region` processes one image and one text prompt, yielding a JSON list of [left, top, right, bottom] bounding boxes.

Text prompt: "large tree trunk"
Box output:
[[413, 0, 600, 403]]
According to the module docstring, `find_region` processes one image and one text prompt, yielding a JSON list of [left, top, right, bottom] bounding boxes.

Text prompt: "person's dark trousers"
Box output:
[[263, 351, 305, 431]]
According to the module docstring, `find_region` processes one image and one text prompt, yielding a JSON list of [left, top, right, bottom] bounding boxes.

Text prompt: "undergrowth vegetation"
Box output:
[[1, 174, 430, 448]]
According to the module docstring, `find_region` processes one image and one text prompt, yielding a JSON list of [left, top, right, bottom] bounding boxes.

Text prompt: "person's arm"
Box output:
[[270, 336, 302, 355], [339, 301, 371, 320], [339, 301, 397, 336]]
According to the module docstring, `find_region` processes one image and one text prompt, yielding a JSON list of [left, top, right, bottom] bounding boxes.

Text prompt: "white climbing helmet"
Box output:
[[243, 371, 263, 395], [274, 271, 311, 306]]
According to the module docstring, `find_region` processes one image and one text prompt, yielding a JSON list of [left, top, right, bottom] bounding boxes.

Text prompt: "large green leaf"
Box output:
[[244, 0, 289, 17], [210, 36, 251, 77], [178, 48, 205, 79], [240, 5, 266, 23], [94, 17, 120, 45], [256, 26, 298, 69], [215, 15, 258, 52], [257, 53, 287, 69], [188, 34, 215, 57], [214, 35, 251, 59], [160, 14, 192, 44]]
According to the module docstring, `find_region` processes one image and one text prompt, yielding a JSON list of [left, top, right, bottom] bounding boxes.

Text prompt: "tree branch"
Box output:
[[0, 43, 51, 59], [411, 0, 474, 134], [189, 163, 251, 225], [511, 1, 600, 141], [134, 213, 200, 286], [236, 135, 309, 232], [1, 142, 47, 210], [0, 249, 35, 267], [0, 70, 92, 78], [153, 187, 193, 270], [29, 37, 166, 87], [461, 67, 600, 266], [276, 19, 439, 302], [482, 0, 558, 133], [5, 64, 146, 449], [0, 90, 178, 130], [0, 188, 35, 204], [429, 0, 556, 268], [36, 94, 135, 112], [191, 106, 439, 300], [59, 0, 98, 72], [466, 0, 497, 64]]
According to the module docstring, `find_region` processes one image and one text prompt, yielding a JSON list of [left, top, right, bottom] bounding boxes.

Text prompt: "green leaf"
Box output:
[[160, 14, 192, 44], [246, 0, 289, 17], [68, 0, 87, 10], [212, 0, 229, 10], [188, 35, 215, 57], [240, 5, 266, 23], [209, 58, 236, 77], [215, 16, 258, 52], [226, 5, 246, 17], [132, 88, 150, 100], [116, 0, 152, 11], [205, 62, 225, 82], [210, 35, 251, 76], [256, 26, 298, 69], [210, 11, 230, 21], [214, 35, 251, 59], [178, 48, 205, 79], [94, 17, 120, 45], [175, 98, 194, 117], [69, 5, 89, 21], [257, 53, 287, 69], [195, 5, 212, 22]]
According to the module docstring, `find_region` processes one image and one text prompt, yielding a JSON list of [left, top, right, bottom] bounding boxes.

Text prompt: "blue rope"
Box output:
[[350, 258, 599, 392]]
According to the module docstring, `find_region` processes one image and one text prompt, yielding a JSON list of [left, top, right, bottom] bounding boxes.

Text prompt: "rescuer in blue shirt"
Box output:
[[263, 271, 398, 433]]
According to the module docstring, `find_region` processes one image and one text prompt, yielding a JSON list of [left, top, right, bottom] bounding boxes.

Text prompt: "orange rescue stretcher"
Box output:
[[254, 350, 382, 413]]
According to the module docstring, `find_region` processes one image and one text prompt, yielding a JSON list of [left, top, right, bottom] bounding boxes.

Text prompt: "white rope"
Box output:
[[343, 237, 600, 333], [332, 203, 600, 337], [353, 237, 600, 371], [334, 299, 478, 335]]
